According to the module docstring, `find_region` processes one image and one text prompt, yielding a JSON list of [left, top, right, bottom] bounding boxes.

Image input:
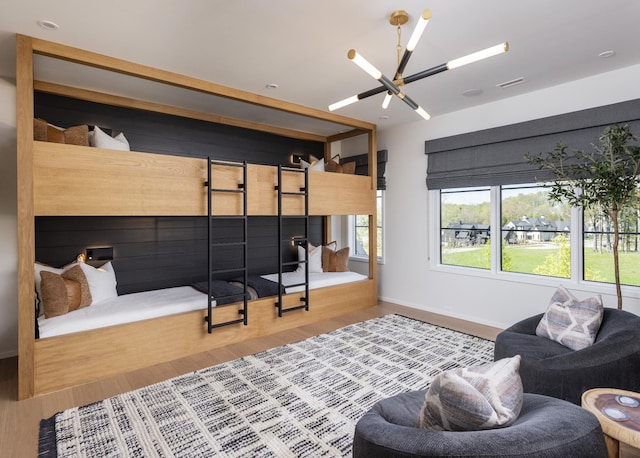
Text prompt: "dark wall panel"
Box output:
[[36, 216, 323, 295], [34, 92, 324, 165]]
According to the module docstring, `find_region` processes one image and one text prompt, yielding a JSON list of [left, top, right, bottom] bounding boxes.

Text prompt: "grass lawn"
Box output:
[[441, 244, 640, 286]]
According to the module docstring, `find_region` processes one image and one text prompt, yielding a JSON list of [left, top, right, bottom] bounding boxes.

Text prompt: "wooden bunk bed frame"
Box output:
[[16, 35, 379, 399]]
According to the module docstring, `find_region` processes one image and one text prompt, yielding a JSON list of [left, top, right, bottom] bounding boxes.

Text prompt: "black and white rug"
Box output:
[[39, 314, 494, 457]]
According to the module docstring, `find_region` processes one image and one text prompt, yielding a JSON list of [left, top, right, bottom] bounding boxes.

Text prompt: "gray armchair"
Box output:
[[494, 308, 640, 405], [353, 391, 607, 457]]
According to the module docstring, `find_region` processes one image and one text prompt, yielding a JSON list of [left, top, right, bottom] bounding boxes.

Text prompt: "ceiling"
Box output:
[[1, 0, 639, 134]]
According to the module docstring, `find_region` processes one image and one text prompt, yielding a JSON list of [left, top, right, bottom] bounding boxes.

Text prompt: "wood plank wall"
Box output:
[[34, 92, 324, 164], [35, 216, 323, 295]]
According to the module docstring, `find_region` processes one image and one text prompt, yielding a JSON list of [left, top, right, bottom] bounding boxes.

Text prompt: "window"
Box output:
[[583, 194, 640, 287], [501, 184, 571, 278], [352, 190, 383, 261], [440, 187, 490, 269], [434, 183, 640, 288]]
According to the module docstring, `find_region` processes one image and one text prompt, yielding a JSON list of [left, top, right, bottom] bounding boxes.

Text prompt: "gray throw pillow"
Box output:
[[419, 355, 523, 431], [536, 285, 603, 351]]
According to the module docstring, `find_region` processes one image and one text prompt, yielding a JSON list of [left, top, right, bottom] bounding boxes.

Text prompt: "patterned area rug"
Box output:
[[38, 314, 494, 457]]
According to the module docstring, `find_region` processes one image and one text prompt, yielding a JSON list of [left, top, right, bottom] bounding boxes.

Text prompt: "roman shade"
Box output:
[[349, 150, 388, 190], [425, 99, 640, 190]]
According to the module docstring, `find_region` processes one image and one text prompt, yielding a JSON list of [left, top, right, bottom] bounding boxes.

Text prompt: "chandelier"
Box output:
[[329, 9, 509, 120]]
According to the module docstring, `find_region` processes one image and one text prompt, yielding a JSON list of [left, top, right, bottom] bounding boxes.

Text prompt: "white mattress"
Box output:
[[260, 271, 368, 293], [38, 286, 209, 339], [38, 272, 368, 338]]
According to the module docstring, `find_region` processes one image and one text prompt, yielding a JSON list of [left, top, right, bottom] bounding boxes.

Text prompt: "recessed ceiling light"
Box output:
[[462, 88, 483, 97], [37, 19, 59, 30], [598, 50, 616, 59], [265, 83, 278, 89]]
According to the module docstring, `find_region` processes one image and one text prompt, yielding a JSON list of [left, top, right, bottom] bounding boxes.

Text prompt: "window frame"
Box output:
[[429, 187, 640, 299], [350, 189, 384, 264]]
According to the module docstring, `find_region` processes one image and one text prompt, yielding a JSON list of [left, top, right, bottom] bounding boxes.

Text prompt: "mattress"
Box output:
[[37, 286, 209, 339], [260, 271, 368, 293]]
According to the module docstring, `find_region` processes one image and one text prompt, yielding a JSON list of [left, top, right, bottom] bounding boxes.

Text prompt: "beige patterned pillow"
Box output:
[[419, 356, 523, 431], [536, 285, 603, 351]]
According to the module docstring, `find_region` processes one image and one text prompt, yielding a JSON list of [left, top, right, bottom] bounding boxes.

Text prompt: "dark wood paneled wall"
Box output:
[[33, 92, 325, 294], [34, 92, 324, 164], [36, 216, 323, 295]]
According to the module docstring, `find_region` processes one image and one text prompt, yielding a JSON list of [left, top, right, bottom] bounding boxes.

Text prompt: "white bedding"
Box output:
[[37, 272, 369, 338], [38, 286, 210, 339], [260, 271, 368, 293]]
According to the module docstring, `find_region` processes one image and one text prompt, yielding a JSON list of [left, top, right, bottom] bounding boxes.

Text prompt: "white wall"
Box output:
[[0, 77, 18, 358], [376, 64, 640, 330]]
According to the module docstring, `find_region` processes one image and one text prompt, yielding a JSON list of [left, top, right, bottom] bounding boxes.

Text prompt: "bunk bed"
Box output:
[[16, 35, 379, 398]]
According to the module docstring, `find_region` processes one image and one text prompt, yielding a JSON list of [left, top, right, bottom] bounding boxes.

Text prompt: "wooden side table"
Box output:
[[582, 388, 640, 458]]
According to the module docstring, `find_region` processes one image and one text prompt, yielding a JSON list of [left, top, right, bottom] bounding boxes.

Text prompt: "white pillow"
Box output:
[[90, 126, 130, 151], [296, 243, 323, 273], [79, 262, 118, 304], [300, 156, 325, 172]]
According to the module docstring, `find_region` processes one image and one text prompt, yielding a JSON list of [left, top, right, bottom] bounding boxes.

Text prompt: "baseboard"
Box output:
[[378, 295, 507, 331], [0, 348, 18, 360]]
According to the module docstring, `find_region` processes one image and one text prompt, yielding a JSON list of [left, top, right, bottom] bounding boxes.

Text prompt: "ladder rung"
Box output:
[[281, 260, 300, 266], [209, 267, 247, 275], [209, 318, 246, 329], [210, 160, 245, 168], [211, 241, 246, 247], [210, 188, 244, 193], [281, 191, 306, 196], [280, 304, 308, 314]]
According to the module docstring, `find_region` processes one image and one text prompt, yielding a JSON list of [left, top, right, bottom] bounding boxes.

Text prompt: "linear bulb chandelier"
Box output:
[[329, 9, 509, 120]]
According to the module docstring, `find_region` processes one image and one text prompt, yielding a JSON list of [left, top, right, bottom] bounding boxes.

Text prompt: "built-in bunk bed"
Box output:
[[16, 35, 379, 398]]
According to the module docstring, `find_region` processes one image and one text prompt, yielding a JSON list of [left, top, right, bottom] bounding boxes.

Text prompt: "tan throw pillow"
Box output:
[[326, 157, 343, 173], [419, 356, 523, 431], [33, 118, 89, 146], [322, 245, 350, 272], [62, 264, 93, 308], [342, 161, 356, 174], [536, 285, 603, 350], [40, 271, 73, 318]]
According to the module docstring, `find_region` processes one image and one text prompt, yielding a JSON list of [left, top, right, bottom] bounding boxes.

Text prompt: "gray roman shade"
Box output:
[[348, 149, 388, 190], [425, 99, 640, 190]]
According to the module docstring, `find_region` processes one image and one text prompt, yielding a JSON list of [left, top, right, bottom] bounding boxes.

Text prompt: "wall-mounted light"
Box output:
[[291, 236, 306, 247], [86, 246, 114, 261], [290, 153, 305, 165]]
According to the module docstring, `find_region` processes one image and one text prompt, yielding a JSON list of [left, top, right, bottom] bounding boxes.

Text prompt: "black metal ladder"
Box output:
[[204, 159, 249, 333], [275, 165, 310, 317]]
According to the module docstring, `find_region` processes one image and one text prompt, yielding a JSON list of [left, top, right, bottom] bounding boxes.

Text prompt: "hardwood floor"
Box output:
[[4, 301, 634, 457]]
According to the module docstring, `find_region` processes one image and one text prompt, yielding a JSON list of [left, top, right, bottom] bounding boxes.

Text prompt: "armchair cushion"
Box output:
[[495, 308, 640, 405]]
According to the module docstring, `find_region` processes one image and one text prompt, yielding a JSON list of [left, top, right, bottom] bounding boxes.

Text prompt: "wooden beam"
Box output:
[[16, 34, 35, 400]]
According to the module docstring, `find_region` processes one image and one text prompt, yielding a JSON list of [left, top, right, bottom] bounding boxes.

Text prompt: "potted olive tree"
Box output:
[[526, 124, 640, 309]]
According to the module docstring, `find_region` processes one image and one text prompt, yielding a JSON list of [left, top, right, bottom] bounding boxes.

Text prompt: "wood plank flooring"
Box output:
[[1, 302, 635, 457]]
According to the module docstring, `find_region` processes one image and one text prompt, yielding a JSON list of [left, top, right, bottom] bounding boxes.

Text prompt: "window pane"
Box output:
[[353, 190, 383, 259], [440, 187, 491, 269], [501, 184, 571, 278], [584, 201, 640, 286]]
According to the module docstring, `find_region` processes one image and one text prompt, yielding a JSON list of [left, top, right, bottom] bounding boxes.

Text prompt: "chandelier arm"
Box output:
[[402, 63, 449, 85]]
